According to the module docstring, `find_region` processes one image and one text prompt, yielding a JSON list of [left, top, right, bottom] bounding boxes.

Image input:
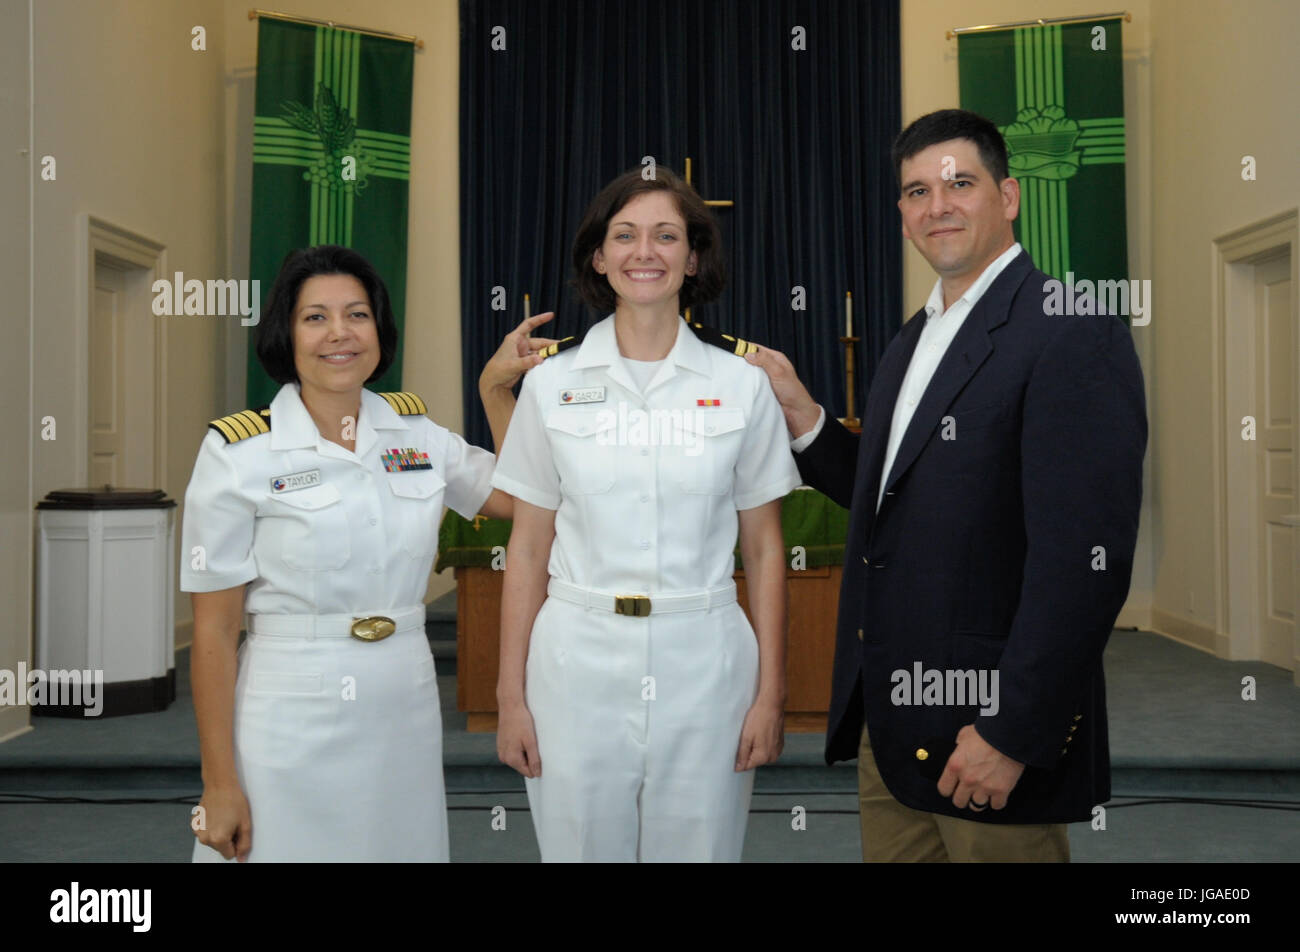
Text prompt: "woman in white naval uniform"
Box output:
[[492, 169, 802, 861], [182, 245, 556, 862]]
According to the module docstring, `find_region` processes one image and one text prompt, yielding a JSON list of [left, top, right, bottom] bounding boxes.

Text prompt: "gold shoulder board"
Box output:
[[208, 407, 271, 444], [540, 336, 582, 360], [689, 321, 759, 357], [378, 391, 428, 416]]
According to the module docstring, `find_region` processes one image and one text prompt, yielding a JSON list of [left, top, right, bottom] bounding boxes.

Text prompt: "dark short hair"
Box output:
[[254, 244, 399, 385], [891, 109, 1010, 187], [571, 167, 726, 313]]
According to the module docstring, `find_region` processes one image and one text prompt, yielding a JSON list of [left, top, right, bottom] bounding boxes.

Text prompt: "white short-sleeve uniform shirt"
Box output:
[[179, 382, 494, 863], [492, 315, 801, 594], [181, 383, 493, 610]]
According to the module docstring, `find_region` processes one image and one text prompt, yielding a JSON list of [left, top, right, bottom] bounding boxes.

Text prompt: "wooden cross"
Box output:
[[683, 157, 733, 321]]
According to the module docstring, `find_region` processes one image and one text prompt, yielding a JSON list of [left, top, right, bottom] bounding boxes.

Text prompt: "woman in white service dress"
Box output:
[[181, 244, 555, 862], [492, 169, 802, 862]]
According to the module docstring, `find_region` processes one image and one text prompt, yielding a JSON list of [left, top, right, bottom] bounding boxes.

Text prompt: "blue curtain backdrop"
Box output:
[[459, 0, 901, 448]]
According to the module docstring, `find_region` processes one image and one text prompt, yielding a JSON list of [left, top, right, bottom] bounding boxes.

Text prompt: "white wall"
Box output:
[[1144, 0, 1300, 649], [31, 0, 229, 651]]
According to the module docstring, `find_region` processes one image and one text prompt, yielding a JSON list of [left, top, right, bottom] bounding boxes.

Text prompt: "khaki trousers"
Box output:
[[857, 726, 1069, 862]]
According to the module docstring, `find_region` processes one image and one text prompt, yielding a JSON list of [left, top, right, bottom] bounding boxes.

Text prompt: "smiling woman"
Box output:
[[490, 169, 802, 863], [179, 244, 543, 863]]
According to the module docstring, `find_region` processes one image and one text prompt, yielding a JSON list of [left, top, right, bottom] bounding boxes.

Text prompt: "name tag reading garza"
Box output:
[[270, 469, 322, 493], [560, 387, 605, 405]]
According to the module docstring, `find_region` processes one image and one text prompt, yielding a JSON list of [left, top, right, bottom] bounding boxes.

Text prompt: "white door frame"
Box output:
[[80, 216, 167, 489], [1211, 208, 1299, 677]]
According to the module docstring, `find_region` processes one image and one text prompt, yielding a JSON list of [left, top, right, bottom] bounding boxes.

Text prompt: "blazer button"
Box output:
[[1069, 724, 1077, 733], [915, 748, 929, 761], [857, 628, 864, 641], [1074, 714, 1083, 721], [1060, 747, 1068, 755]]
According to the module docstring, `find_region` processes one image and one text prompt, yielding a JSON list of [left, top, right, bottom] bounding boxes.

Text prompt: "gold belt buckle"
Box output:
[[614, 595, 651, 617], [350, 615, 396, 642]]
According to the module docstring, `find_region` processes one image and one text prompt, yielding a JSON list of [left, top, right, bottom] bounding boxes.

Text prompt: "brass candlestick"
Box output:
[[839, 336, 861, 429]]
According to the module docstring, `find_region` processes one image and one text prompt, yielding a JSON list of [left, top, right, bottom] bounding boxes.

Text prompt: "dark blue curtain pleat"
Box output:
[[459, 0, 901, 447]]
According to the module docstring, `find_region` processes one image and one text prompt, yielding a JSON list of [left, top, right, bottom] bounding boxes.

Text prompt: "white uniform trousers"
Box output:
[[523, 594, 759, 862], [193, 610, 448, 863]]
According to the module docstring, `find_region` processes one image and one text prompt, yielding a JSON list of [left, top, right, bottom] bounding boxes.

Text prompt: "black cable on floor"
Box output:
[[2, 792, 1298, 813]]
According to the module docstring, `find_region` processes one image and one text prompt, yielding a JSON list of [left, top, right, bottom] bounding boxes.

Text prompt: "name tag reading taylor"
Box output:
[[270, 469, 321, 493]]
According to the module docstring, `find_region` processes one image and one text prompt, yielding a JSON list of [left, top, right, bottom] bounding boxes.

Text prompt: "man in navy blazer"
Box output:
[[749, 110, 1146, 861]]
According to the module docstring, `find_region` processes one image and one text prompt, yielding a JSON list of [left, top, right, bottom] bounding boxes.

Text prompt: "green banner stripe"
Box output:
[[253, 150, 321, 164], [1081, 155, 1126, 165], [355, 142, 412, 159], [1036, 27, 1046, 103], [355, 141, 413, 157], [251, 125, 317, 138], [355, 129, 411, 146], [252, 155, 317, 169], [1078, 117, 1126, 127], [349, 30, 361, 118], [251, 138, 322, 152], [1015, 31, 1024, 107], [1046, 181, 1054, 272], [251, 134, 321, 149], [364, 153, 411, 165], [1078, 136, 1127, 146], [1054, 26, 1065, 109], [249, 141, 319, 156], [253, 133, 323, 147], [1057, 180, 1070, 274], [1039, 179, 1050, 269], [1082, 146, 1126, 155], [252, 117, 314, 128]]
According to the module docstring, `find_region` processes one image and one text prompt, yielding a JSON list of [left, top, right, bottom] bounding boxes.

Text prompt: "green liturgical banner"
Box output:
[[247, 17, 414, 406], [958, 18, 1129, 298], [435, 488, 850, 573]]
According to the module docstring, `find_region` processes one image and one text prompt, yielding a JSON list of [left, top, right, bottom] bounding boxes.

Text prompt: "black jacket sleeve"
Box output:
[[793, 413, 861, 510]]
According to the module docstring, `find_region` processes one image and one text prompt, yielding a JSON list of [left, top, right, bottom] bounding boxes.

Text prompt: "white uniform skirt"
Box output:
[[193, 613, 447, 863], [523, 593, 760, 862]]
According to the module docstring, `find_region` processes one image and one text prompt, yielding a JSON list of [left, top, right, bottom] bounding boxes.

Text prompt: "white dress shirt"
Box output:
[[180, 382, 495, 614], [492, 314, 802, 594], [792, 243, 1023, 512]]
